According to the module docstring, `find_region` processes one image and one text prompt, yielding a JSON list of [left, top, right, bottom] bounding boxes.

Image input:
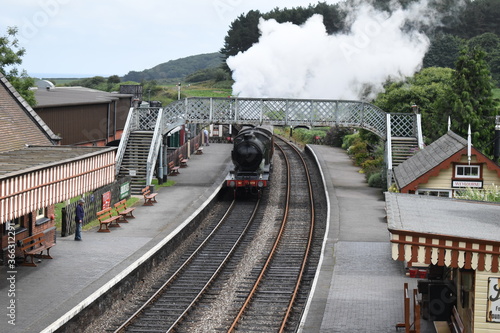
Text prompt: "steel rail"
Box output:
[[228, 139, 299, 332], [114, 198, 255, 333], [279, 141, 315, 332], [166, 198, 261, 332]]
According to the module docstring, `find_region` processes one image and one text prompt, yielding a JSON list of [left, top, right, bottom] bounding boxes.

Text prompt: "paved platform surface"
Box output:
[[0, 143, 435, 333], [0, 143, 233, 333], [301, 145, 433, 333]]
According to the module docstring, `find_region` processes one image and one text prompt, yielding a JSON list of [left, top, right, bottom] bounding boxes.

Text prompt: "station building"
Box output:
[[393, 130, 500, 197], [389, 130, 500, 332], [386, 192, 500, 332], [33, 82, 134, 146], [0, 73, 116, 265]]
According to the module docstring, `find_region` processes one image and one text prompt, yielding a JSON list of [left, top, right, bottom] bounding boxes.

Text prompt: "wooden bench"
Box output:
[[179, 154, 188, 168], [19, 233, 55, 267], [434, 321, 451, 333], [114, 199, 136, 223], [97, 207, 121, 232], [168, 161, 180, 176], [141, 185, 158, 206], [450, 306, 464, 333], [195, 143, 203, 155], [433, 306, 464, 333]]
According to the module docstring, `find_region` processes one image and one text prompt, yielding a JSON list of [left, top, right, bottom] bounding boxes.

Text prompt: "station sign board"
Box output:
[[487, 277, 500, 323]]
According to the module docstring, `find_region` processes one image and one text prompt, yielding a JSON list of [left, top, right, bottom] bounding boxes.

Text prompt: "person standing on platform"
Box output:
[[75, 198, 85, 241], [204, 129, 210, 146]]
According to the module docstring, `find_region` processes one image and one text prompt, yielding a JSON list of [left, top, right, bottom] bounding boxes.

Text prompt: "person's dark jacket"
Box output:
[[75, 204, 84, 222]]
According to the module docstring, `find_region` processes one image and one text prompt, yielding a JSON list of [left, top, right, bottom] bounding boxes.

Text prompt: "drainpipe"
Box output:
[[158, 139, 164, 185], [494, 116, 500, 164]]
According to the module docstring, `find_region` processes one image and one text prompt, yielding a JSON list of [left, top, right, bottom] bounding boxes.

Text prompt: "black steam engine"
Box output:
[[226, 126, 274, 195]]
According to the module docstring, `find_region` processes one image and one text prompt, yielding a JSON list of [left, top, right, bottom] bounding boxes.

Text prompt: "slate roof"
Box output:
[[34, 86, 133, 108], [0, 73, 60, 153], [393, 131, 468, 189], [385, 192, 500, 242]]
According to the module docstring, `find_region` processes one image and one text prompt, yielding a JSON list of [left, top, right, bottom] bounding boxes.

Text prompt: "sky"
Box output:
[[1, 0, 328, 78]]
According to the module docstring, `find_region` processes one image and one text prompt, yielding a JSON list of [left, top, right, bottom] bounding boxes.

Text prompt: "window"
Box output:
[[5, 216, 26, 233], [455, 165, 480, 179], [35, 207, 51, 226], [35, 207, 45, 220], [417, 189, 452, 198]]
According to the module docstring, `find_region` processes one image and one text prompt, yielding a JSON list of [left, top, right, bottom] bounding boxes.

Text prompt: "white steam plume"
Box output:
[[227, 0, 440, 100]]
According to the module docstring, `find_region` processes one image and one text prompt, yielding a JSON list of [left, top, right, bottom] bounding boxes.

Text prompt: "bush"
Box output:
[[325, 126, 354, 147], [342, 132, 360, 150], [361, 157, 384, 177], [368, 172, 384, 188], [292, 128, 327, 144]]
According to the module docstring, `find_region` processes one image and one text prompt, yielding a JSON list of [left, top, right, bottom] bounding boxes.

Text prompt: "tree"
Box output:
[[467, 32, 500, 85], [220, 3, 345, 72], [450, 46, 497, 156], [0, 27, 36, 106], [374, 67, 455, 143], [107, 75, 121, 84], [423, 33, 465, 69]]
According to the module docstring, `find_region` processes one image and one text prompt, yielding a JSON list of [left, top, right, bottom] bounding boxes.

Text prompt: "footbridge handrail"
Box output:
[[162, 97, 416, 139], [116, 98, 421, 191], [146, 108, 164, 185]]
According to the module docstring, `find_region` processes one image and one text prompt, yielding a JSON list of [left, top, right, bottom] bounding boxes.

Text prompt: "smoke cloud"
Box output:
[[227, 0, 443, 100]]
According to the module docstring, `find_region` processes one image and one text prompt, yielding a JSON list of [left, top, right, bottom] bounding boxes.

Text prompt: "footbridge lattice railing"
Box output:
[[116, 98, 422, 188]]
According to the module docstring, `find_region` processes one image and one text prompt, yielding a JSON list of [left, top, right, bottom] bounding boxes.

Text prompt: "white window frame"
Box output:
[[36, 207, 45, 220], [455, 164, 480, 179], [416, 189, 452, 198]]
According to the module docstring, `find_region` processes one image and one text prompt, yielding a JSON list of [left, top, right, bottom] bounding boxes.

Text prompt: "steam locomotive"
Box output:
[[226, 126, 274, 195]]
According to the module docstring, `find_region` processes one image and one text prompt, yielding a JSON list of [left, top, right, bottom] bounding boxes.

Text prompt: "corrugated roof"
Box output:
[[0, 73, 60, 153], [34, 86, 133, 108], [393, 131, 468, 189], [385, 192, 500, 242], [0, 146, 116, 178]]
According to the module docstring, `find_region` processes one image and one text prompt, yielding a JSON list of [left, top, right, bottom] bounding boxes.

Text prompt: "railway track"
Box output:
[[110, 138, 326, 333], [227, 137, 315, 332], [113, 198, 260, 332]]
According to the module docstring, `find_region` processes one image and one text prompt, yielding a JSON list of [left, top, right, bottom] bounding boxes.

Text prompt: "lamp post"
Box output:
[[177, 83, 181, 100]]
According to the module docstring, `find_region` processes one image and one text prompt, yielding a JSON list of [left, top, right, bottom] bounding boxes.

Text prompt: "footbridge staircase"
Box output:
[[116, 97, 423, 190]]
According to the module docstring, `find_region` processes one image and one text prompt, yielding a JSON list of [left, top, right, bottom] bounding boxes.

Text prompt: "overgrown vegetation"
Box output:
[[275, 126, 385, 189], [342, 130, 385, 188], [455, 185, 500, 202]]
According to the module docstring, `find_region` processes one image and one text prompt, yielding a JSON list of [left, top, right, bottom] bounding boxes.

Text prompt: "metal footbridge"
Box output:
[[116, 97, 423, 187]]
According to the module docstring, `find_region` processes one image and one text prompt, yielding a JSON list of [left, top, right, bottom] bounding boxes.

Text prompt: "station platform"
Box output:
[[0, 143, 233, 333], [0, 143, 433, 333]]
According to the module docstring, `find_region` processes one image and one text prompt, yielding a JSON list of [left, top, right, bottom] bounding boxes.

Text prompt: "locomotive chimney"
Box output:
[[494, 116, 500, 164]]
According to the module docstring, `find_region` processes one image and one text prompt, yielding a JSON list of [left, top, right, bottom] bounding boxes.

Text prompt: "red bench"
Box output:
[[168, 161, 180, 176], [141, 185, 158, 206], [97, 207, 121, 232], [114, 199, 136, 223], [179, 154, 188, 168]]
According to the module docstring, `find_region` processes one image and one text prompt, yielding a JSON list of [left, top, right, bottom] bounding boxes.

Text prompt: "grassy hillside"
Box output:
[[122, 52, 223, 83]]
